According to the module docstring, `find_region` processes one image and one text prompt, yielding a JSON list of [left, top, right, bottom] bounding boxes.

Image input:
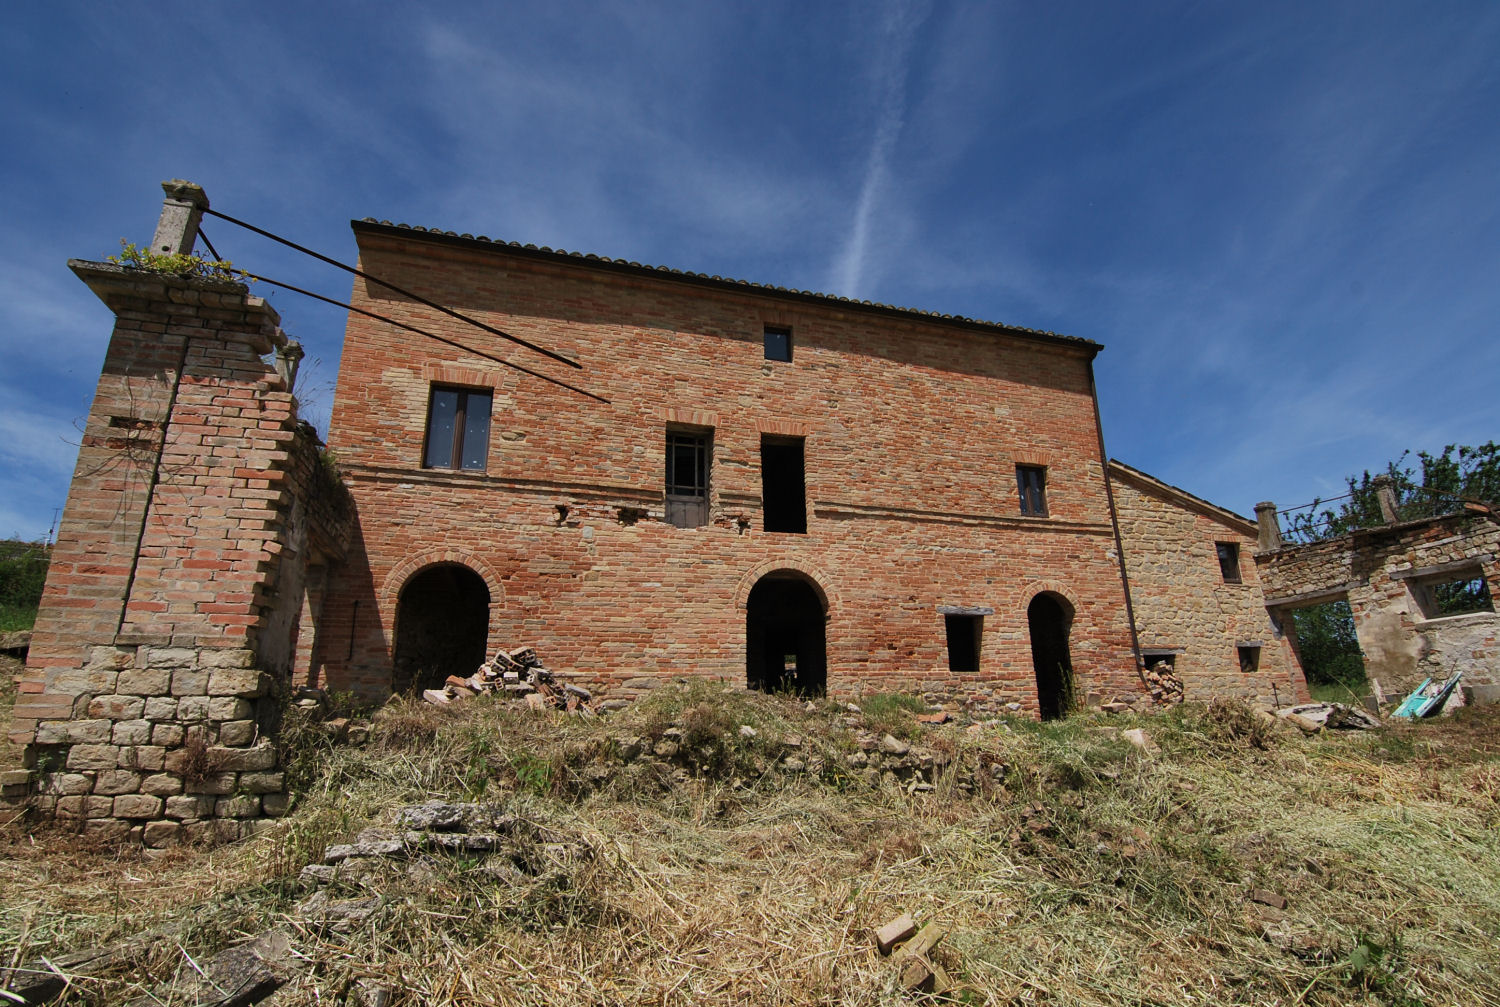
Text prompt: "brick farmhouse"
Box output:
[[4, 183, 1309, 840]]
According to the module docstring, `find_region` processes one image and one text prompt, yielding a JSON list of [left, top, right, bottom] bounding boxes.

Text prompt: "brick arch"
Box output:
[[734, 559, 838, 614], [381, 550, 506, 613], [1017, 580, 1078, 620]]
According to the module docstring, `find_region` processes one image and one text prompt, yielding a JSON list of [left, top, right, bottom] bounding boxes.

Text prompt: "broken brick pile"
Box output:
[[421, 646, 601, 716]]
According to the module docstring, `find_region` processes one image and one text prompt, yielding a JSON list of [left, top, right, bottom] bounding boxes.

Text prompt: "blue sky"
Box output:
[[2, 2, 1497, 540]]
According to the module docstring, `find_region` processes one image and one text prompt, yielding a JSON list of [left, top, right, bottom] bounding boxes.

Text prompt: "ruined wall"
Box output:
[[1110, 462, 1308, 705], [317, 224, 1140, 715], [1256, 511, 1500, 692], [6, 256, 350, 843]]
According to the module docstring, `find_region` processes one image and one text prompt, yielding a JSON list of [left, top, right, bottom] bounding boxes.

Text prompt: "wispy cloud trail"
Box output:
[[832, 1, 927, 299]]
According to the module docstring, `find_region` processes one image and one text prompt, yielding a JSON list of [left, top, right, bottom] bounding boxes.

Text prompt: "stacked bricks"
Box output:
[[1109, 461, 1309, 706], [1255, 511, 1500, 692], [316, 223, 1144, 714], [5, 190, 349, 843]]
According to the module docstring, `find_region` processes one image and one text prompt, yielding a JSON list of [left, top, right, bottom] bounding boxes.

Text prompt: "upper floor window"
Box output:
[[1017, 464, 1048, 516], [764, 325, 793, 362], [424, 386, 491, 471], [762, 435, 807, 533], [1216, 542, 1242, 583], [665, 429, 711, 528]]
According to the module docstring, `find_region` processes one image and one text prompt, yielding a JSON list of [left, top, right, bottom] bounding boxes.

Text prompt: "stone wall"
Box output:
[[316, 223, 1142, 715], [1110, 461, 1308, 705], [5, 199, 352, 841], [1255, 510, 1500, 693]]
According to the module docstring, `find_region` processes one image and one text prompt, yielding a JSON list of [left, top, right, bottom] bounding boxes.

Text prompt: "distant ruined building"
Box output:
[[40, 179, 1499, 841]]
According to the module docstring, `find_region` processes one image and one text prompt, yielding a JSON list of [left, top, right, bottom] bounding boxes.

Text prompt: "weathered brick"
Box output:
[[35, 719, 113, 745], [118, 668, 172, 696], [93, 770, 142, 796], [38, 772, 93, 796], [165, 794, 215, 820], [143, 696, 179, 720], [113, 794, 164, 819], [207, 668, 269, 698], [207, 697, 254, 720], [88, 695, 145, 721], [214, 795, 262, 818], [218, 720, 256, 746], [199, 649, 256, 669], [140, 773, 184, 796], [143, 820, 181, 847], [112, 720, 153, 746], [152, 723, 186, 747], [170, 670, 210, 696], [183, 772, 237, 796], [66, 745, 120, 771], [142, 647, 199, 670], [238, 770, 284, 793], [209, 744, 276, 772], [261, 792, 292, 817]]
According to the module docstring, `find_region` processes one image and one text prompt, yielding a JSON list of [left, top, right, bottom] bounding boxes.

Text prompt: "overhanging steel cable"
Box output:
[[199, 206, 582, 371], [221, 258, 609, 405]]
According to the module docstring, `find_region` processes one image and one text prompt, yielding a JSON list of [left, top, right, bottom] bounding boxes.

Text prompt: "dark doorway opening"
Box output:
[[746, 574, 826, 696], [761, 436, 807, 533], [393, 564, 490, 693], [944, 614, 982, 672], [1027, 593, 1074, 720]]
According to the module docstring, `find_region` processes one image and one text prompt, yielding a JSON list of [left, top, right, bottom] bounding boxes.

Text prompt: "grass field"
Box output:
[[2, 677, 1498, 1006]]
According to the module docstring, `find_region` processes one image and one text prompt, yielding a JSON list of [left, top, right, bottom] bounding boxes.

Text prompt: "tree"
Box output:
[[0, 538, 50, 632], [1288, 441, 1500, 542]]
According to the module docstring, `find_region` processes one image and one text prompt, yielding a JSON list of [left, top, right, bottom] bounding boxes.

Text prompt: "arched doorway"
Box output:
[[1027, 593, 1074, 720], [746, 573, 827, 696], [393, 564, 491, 693]]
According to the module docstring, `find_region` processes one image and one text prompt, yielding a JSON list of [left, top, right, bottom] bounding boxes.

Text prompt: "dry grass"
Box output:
[[3, 679, 1499, 1006]]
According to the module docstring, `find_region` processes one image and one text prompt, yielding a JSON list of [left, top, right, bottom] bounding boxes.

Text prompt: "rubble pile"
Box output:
[[1140, 662, 1185, 705], [421, 646, 600, 716]]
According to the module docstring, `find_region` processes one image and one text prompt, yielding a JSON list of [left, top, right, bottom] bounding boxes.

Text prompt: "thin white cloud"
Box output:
[[830, 0, 929, 300]]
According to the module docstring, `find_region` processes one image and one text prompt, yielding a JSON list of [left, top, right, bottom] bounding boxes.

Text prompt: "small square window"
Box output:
[[665, 429, 711, 529], [945, 614, 982, 672], [764, 325, 792, 362], [1017, 465, 1048, 516], [1238, 644, 1261, 673], [423, 386, 491, 471], [1216, 542, 1242, 583]]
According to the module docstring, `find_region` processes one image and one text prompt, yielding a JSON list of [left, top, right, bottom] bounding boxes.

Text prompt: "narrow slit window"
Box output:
[[764, 325, 792, 362], [945, 614, 982, 672], [665, 429, 711, 529], [423, 386, 492, 471], [1216, 542, 1242, 583], [761, 435, 806, 533], [1017, 464, 1048, 516]]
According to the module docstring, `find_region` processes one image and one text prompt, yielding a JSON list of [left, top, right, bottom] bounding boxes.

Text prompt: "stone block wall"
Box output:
[[1256, 511, 1500, 692], [5, 243, 350, 842], [1109, 461, 1307, 705]]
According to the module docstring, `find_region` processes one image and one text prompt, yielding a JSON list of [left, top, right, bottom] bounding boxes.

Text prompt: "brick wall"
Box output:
[[7, 261, 350, 842], [315, 225, 1141, 713], [1110, 461, 1308, 705]]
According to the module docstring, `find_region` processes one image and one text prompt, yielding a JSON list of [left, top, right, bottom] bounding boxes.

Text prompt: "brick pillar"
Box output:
[[4, 185, 331, 841], [1373, 475, 1400, 524], [149, 180, 209, 257]]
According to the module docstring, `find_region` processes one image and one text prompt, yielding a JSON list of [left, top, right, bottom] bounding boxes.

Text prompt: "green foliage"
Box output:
[[0, 538, 49, 632], [1290, 600, 1366, 687], [1288, 441, 1500, 542], [107, 239, 251, 282]]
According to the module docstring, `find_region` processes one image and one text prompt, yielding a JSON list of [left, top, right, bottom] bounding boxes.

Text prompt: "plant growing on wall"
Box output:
[[107, 239, 251, 282]]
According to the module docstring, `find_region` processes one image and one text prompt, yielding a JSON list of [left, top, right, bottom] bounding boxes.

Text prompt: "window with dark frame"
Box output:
[[423, 386, 492, 471], [1238, 644, 1261, 673], [1216, 542, 1242, 583], [944, 614, 982, 672], [665, 429, 711, 529], [764, 325, 792, 362], [1017, 464, 1048, 516], [761, 435, 807, 533]]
